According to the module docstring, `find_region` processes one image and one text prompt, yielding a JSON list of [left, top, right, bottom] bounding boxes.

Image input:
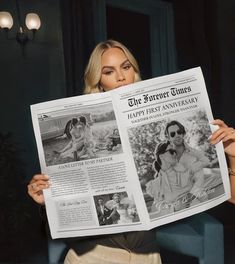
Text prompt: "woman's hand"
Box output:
[[27, 174, 50, 205], [210, 119, 235, 158], [211, 119, 235, 204]]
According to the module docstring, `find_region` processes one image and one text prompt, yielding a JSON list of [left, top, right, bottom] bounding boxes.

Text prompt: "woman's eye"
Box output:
[[103, 70, 113, 75], [123, 64, 132, 70]]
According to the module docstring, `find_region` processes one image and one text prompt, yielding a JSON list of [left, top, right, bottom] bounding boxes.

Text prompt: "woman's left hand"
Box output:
[[210, 119, 235, 158]]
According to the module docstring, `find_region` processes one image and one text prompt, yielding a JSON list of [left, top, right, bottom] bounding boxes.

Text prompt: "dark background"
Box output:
[[0, 0, 235, 263]]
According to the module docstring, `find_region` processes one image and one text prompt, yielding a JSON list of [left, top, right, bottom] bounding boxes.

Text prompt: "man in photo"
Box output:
[[96, 197, 113, 226], [165, 120, 210, 207]]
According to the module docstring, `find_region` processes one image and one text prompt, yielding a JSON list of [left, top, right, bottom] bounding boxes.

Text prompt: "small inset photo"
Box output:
[[94, 192, 139, 226]]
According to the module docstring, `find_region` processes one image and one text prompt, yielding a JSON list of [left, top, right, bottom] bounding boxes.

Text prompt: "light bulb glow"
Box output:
[[0, 11, 13, 29], [25, 13, 41, 30]]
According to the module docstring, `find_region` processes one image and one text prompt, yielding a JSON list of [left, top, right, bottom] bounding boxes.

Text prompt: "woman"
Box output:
[[146, 141, 202, 214], [76, 116, 96, 159], [106, 193, 137, 224], [28, 40, 235, 263], [28, 40, 161, 264], [56, 117, 85, 161]]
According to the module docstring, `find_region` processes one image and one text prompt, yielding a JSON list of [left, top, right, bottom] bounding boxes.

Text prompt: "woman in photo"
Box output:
[[146, 141, 192, 214], [55, 117, 85, 161], [75, 116, 96, 159], [106, 193, 137, 224]]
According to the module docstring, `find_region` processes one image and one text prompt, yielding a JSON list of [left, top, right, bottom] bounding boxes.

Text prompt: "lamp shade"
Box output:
[[25, 13, 41, 30], [0, 11, 13, 29]]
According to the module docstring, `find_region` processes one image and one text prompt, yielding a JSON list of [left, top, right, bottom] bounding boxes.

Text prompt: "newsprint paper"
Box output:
[[31, 67, 231, 239]]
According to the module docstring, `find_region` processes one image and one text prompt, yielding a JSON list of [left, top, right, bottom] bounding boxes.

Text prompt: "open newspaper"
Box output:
[[31, 67, 231, 239]]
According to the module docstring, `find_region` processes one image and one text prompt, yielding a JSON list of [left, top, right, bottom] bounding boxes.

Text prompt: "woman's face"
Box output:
[[100, 47, 135, 92], [159, 145, 177, 167]]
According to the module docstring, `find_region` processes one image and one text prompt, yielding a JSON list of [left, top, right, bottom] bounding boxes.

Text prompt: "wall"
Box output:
[[215, 0, 235, 123], [168, 0, 235, 125], [0, 0, 66, 179], [0, 0, 66, 262]]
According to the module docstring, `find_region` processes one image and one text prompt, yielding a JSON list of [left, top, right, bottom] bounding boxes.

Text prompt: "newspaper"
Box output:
[[31, 67, 231, 239]]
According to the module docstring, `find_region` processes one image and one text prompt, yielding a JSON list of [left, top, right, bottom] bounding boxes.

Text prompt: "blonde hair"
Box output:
[[83, 40, 141, 94]]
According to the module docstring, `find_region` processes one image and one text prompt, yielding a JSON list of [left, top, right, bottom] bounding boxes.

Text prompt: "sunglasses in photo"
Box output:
[[169, 130, 184, 138]]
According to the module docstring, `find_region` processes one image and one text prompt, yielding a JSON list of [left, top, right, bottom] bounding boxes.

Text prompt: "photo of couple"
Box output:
[[38, 103, 123, 166], [128, 110, 225, 218], [53, 116, 96, 161], [94, 192, 139, 226]]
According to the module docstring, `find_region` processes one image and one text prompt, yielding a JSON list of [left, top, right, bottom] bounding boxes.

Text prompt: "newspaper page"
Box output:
[[31, 92, 148, 239], [111, 67, 230, 229], [31, 67, 230, 239]]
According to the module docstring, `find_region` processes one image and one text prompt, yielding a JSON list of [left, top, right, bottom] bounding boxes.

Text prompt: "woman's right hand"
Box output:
[[27, 174, 50, 205]]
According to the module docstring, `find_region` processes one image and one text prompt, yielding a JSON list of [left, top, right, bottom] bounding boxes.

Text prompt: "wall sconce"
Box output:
[[0, 1, 41, 48]]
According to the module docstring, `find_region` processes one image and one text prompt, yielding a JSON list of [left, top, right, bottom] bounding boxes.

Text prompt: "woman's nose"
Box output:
[[116, 70, 125, 81]]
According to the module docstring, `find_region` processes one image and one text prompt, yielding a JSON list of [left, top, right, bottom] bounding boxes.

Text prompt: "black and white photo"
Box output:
[[94, 192, 139, 225], [37, 102, 123, 166], [128, 110, 225, 219]]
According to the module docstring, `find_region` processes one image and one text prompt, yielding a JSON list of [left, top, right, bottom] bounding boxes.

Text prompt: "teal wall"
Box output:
[[170, 0, 235, 125], [0, 0, 66, 178]]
